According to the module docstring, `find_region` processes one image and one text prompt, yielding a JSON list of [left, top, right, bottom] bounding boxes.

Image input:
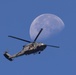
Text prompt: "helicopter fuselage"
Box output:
[[23, 42, 47, 55]]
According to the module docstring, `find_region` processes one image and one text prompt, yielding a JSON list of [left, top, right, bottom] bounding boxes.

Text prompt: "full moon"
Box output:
[[30, 14, 64, 41]]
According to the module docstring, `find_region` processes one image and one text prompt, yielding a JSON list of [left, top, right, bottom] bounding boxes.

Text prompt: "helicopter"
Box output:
[[4, 28, 59, 61]]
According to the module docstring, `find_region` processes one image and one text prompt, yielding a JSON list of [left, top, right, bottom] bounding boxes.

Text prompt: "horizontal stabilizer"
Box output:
[[3, 52, 13, 61]]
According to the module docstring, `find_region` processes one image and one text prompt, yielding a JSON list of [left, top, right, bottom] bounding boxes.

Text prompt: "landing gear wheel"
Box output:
[[38, 52, 41, 54]]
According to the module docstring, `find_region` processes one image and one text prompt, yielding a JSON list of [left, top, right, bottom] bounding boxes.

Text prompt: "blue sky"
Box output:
[[0, 0, 76, 75]]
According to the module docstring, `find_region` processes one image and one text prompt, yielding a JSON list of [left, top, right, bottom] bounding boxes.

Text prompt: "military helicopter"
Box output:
[[4, 28, 59, 61]]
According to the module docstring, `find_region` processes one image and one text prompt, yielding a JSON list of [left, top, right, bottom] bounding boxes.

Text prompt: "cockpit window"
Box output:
[[41, 43, 44, 45]]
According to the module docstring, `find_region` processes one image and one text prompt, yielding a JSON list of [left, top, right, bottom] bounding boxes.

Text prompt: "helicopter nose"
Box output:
[[41, 44, 47, 49]]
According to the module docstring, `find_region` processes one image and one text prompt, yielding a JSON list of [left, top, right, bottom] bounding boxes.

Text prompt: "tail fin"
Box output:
[[3, 51, 13, 61]]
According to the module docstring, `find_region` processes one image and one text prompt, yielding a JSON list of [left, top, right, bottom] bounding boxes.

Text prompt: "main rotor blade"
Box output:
[[46, 45, 60, 48], [8, 35, 31, 43], [33, 28, 43, 42]]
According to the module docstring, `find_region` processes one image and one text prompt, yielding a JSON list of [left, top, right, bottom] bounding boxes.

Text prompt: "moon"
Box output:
[[30, 14, 64, 41]]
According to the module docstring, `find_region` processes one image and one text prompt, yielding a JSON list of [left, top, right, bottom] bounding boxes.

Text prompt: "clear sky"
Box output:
[[0, 0, 76, 75]]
